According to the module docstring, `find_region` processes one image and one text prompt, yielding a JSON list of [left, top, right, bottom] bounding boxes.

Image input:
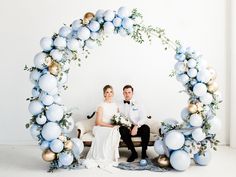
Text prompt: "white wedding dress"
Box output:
[[85, 102, 121, 168]]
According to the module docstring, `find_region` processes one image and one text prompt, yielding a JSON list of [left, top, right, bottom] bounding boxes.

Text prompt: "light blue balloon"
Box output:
[[176, 47, 185, 54], [164, 130, 185, 150], [118, 27, 127, 37], [53, 37, 67, 50], [193, 83, 207, 97], [41, 122, 61, 141], [88, 21, 100, 32], [103, 21, 114, 34], [175, 53, 186, 61], [170, 150, 191, 171], [154, 139, 165, 155], [28, 100, 44, 115], [97, 17, 104, 24], [34, 52, 47, 70], [59, 26, 72, 38], [113, 17, 122, 27], [117, 6, 130, 18], [140, 159, 147, 166], [67, 38, 80, 51], [187, 68, 197, 78], [72, 19, 82, 31], [36, 115, 47, 125], [95, 9, 104, 18], [187, 59, 197, 68], [174, 62, 186, 74], [40, 37, 53, 52], [121, 17, 133, 29], [103, 9, 115, 21], [177, 74, 189, 85], [71, 138, 84, 158], [90, 32, 99, 40], [77, 27, 90, 40], [40, 141, 50, 150], [30, 124, 41, 140], [194, 150, 211, 166], [46, 104, 64, 122], [50, 49, 63, 62], [50, 139, 64, 153], [59, 152, 74, 166], [181, 107, 190, 121], [32, 87, 40, 98], [30, 70, 42, 82]]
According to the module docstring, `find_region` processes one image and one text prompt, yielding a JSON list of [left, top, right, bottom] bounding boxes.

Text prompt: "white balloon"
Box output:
[[41, 122, 61, 141], [187, 59, 197, 68], [95, 9, 104, 18], [34, 52, 47, 69], [71, 138, 84, 158], [200, 93, 213, 105], [50, 49, 63, 62], [174, 62, 186, 74], [38, 74, 57, 92], [192, 128, 206, 142], [122, 17, 133, 29], [46, 104, 64, 122], [103, 9, 115, 21], [118, 28, 128, 37], [40, 93, 54, 106], [190, 114, 203, 127], [28, 100, 44, 115], [164, 130, 185, 150], [117, 6, 130, 18], [208, 116, 221, 134], [103, 22, 115, 34], [196, 58, 208, 70], [40, 37, 53, 51], [193, 83, 207, 97], [36, 115, 47, 125], [187, 68, 197, 78], [154, 139, 165, 155], [54, 37, 67, 49], [59, 152, 74, 166], [197, 69, 211, 83], [77, 27, 90, 40], [30, 70, 42, 82], [72, 19, 82, 31], [32, 87, 40, 97], [67, 38, 80, 51], [59, 26, 72, 38], [113, 17, 122, 27], [88, 21, 100, 32], [50, 139, 64, 153], [85, 39, 96, 49], [90, 32, 99, 40], [177, 74, 189, 85]]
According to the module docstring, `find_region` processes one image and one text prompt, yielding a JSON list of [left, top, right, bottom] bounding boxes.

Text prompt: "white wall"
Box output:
[[0, 0, 229, 145]]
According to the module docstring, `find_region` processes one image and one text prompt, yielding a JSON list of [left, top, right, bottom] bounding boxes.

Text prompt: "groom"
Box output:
[[119, 85, 150, 162]]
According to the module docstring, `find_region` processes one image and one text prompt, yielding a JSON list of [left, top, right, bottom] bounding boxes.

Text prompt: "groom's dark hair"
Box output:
[[123, 85, 134, 92]]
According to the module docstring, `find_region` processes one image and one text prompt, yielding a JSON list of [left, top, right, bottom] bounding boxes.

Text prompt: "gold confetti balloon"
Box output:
[[208, 82, 218, 93], [49, 61, 61, 76], [64, 140, 73, 150], [83, 12, 95, 24], [188, 104, 198, 113], [157, 155, 170, 168]]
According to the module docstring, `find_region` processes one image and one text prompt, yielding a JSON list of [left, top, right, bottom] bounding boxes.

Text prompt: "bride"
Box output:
[[85, 85, 121, 168]]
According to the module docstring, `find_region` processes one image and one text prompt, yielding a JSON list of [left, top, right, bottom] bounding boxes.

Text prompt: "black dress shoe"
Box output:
[[127, 152, 138, 162]]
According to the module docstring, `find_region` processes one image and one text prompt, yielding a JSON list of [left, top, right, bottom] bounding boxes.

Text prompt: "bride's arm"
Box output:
[[95, 106, 113, 127]]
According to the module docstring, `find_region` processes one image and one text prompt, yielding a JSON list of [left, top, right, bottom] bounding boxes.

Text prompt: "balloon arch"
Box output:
[[25, 7, 222, 172]]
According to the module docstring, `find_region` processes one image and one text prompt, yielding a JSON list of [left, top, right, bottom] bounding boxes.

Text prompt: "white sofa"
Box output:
[[75, 116, 160, 147]]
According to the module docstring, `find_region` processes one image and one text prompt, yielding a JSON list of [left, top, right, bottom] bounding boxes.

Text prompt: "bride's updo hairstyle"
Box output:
[[103, 85, 113, 95]]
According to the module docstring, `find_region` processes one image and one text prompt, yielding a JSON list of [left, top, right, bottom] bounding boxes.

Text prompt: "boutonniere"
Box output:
[[131, 102, 138, 111]]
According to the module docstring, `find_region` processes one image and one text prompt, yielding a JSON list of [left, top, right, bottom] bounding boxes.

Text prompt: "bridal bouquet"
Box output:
[[111, 113, 132, 128]]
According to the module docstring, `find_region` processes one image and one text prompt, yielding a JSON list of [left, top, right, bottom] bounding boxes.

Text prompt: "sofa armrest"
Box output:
[[75, 118, 95, 138]]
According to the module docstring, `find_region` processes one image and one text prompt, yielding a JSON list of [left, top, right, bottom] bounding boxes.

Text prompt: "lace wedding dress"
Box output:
[[85, 102, 121, 168]]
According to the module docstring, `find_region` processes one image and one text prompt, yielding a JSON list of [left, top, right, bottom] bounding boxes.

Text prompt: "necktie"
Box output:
[[124, 100, 130, 104]]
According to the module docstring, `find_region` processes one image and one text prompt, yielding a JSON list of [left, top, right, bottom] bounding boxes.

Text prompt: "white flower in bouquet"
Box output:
[[112, 113, 131, 128]]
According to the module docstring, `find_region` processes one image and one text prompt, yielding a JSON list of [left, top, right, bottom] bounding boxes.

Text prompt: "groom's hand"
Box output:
[[131, 125, 138, 136]]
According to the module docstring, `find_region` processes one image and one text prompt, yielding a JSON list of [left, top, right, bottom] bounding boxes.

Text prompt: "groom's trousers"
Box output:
[[119, 124, 150, 153]]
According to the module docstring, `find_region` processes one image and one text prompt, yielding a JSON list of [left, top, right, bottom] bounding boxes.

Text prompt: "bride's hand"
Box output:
[[131, 125, 138, 136]]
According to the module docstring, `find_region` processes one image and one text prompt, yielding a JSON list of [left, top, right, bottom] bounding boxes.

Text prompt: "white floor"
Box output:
[[0, 145, 235, 177]]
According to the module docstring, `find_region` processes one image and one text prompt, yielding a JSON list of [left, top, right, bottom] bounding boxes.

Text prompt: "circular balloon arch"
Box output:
[[25, 7, 222, 172]]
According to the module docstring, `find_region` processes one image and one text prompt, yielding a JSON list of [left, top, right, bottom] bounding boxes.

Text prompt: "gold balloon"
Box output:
[[64, 140, 73, 150], [83, 12, 95, 24], [208, 82, 218, 93], [157, 155, 170, 168], [42, 149, 56, 162], [196, 102, 203, 112], [188, 104, 198, 113], [49, 61, 61, 76], [45, 56, 53, 66]]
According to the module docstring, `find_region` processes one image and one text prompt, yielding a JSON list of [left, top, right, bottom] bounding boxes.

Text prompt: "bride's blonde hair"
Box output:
[[103, 85, 113, 94]]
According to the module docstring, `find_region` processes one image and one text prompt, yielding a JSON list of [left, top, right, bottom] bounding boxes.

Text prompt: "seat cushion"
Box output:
[[80, 131, 159, 147]]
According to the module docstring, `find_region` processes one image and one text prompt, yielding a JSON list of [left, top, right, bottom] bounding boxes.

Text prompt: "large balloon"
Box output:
[[40, 37, 53, 51], [194, 150, 211, 166], [59, 26, 72, 38], [164, 130, 185, 150], [103, 9, 115, 21], [207, 116, 221, 134], [103, 22, 114, 34], [154, 139, 165, 155], [54, 37, 67, 49], [117, 6, 130, 18], [88, 21, 100, 32], [28, 100, 44, 115], [46, 104, 64, 122], [67, 38, 80, 51], [192, 128, 206, 142], [193, 83, 207, 97], [50, 139, 64, 153], [71, 138, 84, 159], [77, 27, 90, 40], [38, 74, 57, 92], [59, 152, 74, 166], [200, 93, 213, 105], [170, 150, 191, 171], [189, 114, 203, 127], [41, 122, 61, 141], [50, 49, 63, 62], [34, 52, 48, 69], [122, 17, 133, 29]]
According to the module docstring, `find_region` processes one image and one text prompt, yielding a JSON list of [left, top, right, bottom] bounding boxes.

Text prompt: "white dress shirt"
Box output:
[[118, 99, 147, 127]]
